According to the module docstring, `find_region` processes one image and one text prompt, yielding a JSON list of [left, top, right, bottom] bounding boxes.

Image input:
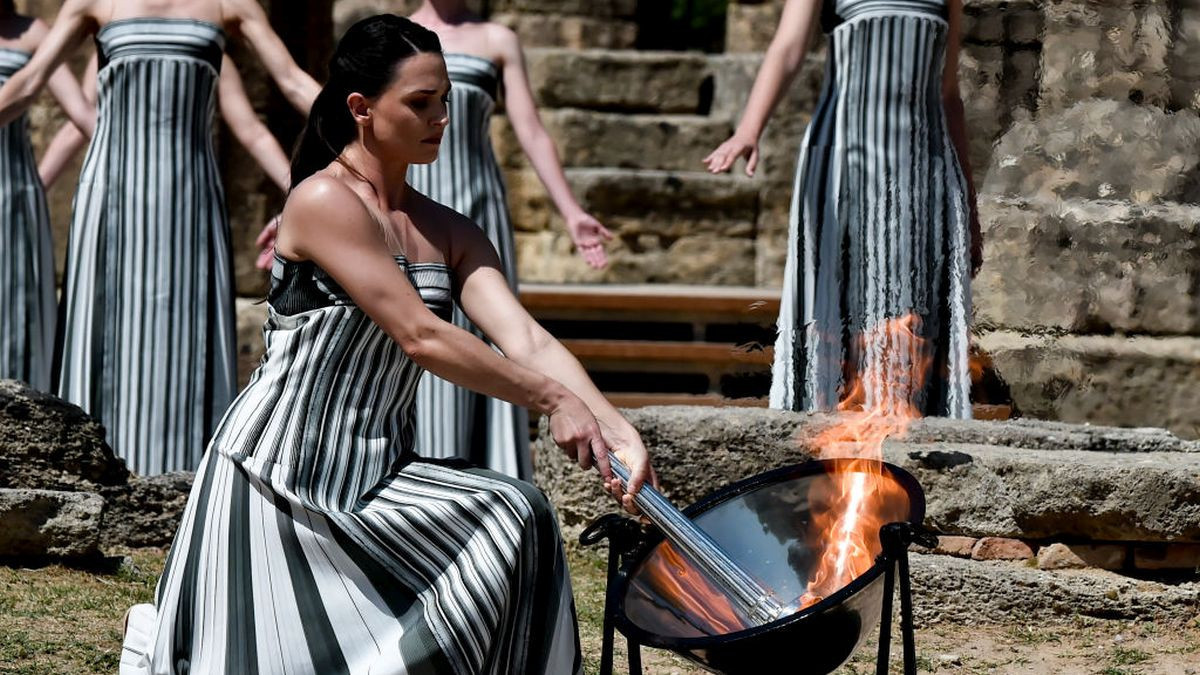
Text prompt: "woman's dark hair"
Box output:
[[1, 0, 15, 15], [290, 15, 441, 188]]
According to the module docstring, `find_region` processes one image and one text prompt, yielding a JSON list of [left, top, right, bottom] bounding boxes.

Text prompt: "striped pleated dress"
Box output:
[[57, 19, 236, 475], [770, 0, 973, 417], [121, 253, 581, 675], [0, 48, 55, 391], [407, 53, 530, 480]]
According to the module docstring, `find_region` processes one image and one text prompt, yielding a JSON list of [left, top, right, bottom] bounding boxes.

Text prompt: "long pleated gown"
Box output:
[[120, 253, 581, 675], [407, 53, 530, 480], [770, 0, 973, 417], [57, 19, 236, 475], [0, 47, 55, 391]]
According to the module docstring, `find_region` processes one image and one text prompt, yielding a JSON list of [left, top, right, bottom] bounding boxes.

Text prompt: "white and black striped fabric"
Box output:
[[770, 0, 973, 417], [407, 53, 531, 480], [57, 19, 236, 475], [0, 48, 55, 391], [121, 253, 581, 675]]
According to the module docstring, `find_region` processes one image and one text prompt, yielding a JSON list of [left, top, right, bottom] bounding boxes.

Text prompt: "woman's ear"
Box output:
[[346, 92, 371, 126]]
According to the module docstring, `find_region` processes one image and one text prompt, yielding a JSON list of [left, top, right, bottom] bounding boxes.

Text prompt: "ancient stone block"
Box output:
[[972, 537, 1035, 561], [1039, 0, 1173, 110], [0, 489, 104, 559], [100, 473, 193, 549], [933, 535, 978, 557], [1036, 542, 1126, 570], [725, 1, 785, 53], [911, 554, 1200, 624], [526, 48, 710, 113], [1170, 5, 1200, 112], [973, 197, 1200, 335], [983, 100, 1200, 203], [0, 380, 128, 491], [491, 110, 733, 172], [491, 13, 637, 49], [976, 332, 1200, 440]]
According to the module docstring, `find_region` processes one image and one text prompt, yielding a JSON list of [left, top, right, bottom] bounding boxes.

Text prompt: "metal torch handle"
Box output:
[[606, 455, 785, 626]]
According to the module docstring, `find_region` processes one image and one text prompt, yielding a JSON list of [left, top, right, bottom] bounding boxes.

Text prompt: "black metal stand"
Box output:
[[580, 514, 646, 675], [581, 515, 935, 675], [875, 522, 937, 675]]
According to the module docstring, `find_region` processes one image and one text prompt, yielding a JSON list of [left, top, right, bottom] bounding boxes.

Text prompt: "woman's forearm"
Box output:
[[0, 69, 43, 128], [519, 127, 586, 219], [943, 94, 976, 198], [509, 334, 633, 437], [38, 121, 88, 188], [397, 315, 574, 416]]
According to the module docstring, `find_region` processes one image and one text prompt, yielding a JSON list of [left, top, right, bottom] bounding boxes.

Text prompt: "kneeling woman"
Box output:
[[120, 15, 653, 675]]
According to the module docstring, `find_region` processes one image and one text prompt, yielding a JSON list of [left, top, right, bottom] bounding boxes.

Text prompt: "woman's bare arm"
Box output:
[[0, 0, 96, 128], [491, 24, 612, 269], [703, 0, 821, 175], [218, 54, 290, 191], [222, 0, 320, 114]]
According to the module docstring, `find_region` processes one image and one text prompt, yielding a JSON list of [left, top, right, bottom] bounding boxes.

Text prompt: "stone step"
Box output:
[[533, 407, 1200, 545], [525, 48, 713, 114], [511, 168, 763, 285], [520, 282, 779, 320], [493, 110, 732, 171]]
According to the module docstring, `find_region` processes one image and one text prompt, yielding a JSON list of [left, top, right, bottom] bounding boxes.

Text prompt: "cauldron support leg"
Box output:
[[877, 522, 937, 675], [580, 514, 645, 675], [875, 560, 896, 675]]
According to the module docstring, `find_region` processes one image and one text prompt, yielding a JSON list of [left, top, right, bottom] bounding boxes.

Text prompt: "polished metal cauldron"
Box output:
[[603, 459, 926, 675]]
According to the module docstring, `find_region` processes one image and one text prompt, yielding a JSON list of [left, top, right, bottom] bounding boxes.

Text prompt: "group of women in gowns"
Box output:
[[0, 0, 976, 670]]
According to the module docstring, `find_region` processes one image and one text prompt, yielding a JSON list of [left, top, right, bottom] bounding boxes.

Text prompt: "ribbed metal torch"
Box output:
[[606, 455, 792, 627]]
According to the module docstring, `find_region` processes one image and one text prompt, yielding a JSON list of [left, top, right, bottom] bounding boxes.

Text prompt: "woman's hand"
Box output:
[[703, 131, 760, 176], [255, 215, 281, 271], [599, 422, 656, 516], [565, 211, 613, 269]]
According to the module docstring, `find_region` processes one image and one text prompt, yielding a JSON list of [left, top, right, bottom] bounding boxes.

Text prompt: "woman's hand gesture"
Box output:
[[704, 131, 761, 176]]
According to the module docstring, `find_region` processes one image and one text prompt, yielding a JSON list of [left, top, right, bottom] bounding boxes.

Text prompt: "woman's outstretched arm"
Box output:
[[941, 0, 982, 276], [218, 54, 290, 192], [448, 199, 655, 505], [491, 24, 613, 269], [223, 0, 320, 114], [703, 0, 821, 175], [277, 176, 651, 511], [0, 0, 95, 128]]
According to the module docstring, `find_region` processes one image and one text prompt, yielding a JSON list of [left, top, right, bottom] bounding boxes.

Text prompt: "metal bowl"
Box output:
[[610, 459, 926, 674]]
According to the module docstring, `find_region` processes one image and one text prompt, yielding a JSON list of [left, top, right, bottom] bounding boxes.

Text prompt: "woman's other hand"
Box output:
[[255, 214, 281, 271], [703, 132, 760, 176], [565, 211, 613, 269]]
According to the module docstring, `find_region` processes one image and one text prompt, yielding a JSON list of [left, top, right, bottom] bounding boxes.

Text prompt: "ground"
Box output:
[[1, 549, 1197, 674]]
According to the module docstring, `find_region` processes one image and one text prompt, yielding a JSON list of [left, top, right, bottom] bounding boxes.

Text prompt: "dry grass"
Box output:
[[1, 548, 1198, 674]]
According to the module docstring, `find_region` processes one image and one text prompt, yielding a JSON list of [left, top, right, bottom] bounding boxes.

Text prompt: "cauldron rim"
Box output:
[[609, 458, 926, 651]]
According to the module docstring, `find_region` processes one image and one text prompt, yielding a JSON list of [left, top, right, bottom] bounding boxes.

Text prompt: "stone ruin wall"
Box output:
[[18, 0, 1200, 437]]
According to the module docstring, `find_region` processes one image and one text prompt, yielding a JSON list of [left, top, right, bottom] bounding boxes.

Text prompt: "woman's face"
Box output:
[[362, 52, 451, 165]]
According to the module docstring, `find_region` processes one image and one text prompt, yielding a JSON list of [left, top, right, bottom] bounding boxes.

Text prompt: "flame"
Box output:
[[635, 541, 750, 634], [797, 315, 928, 609]]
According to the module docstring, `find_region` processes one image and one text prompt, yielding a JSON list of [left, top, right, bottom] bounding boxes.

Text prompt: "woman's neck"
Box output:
[[340, 143, 411, 210], [413, 0, 471, 27]]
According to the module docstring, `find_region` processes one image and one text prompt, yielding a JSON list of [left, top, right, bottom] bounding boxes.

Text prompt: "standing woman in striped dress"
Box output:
[[0, 0, 319, 475], [705, 0, 982, 417], [405, 0, 614, 479], [0, 1, 92, 391], [121, 15, 653, 673]]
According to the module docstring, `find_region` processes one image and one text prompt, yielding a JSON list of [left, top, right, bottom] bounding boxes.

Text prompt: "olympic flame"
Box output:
[[797, 315, 928, 608]]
